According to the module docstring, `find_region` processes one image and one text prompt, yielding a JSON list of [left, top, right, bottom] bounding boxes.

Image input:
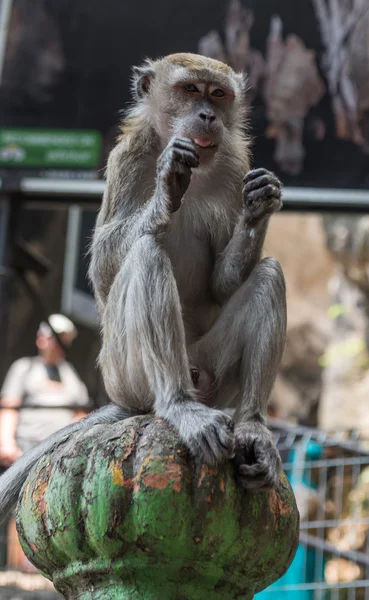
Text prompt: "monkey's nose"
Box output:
[[199, 111, 216, 123]]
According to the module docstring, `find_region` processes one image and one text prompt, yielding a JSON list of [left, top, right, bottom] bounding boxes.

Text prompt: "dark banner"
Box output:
[[0, 0, 369, 189]]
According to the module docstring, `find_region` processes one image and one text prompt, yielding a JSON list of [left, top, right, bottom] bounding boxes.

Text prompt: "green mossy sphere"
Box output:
[[16, 415, 299, 599]]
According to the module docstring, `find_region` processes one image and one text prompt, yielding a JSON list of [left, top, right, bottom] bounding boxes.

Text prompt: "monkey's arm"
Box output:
[[212, 217, 268, 304], [90, 137, 199, 308], [212, 169, 282, 304]]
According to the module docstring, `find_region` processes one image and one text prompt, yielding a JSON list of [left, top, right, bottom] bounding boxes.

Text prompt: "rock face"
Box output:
[[16, 416, 299, 600], [265, 214, 334, 425], [318, 215, 369, 434]]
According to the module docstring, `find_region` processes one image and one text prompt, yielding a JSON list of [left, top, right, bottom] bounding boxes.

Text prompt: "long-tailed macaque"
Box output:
[[0, 53, 286, 521]]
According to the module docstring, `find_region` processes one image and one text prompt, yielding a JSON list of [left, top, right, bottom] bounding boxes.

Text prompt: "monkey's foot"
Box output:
[[233, 422, 281, 490], [242, 168, 282, 223], [168, 400, 235, 466]]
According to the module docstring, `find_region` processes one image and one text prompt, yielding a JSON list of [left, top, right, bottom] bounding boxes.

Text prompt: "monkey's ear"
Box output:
[[132, 62, 155, 99]]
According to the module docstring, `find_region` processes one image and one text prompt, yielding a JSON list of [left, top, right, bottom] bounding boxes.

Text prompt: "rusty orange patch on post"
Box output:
[[120, 427, 136, 460], [110, 463, 125, 486], [109, 429, 140, 487], [23, 482, 30, 504], [197, 464, 219, 488], [109, 460, 135, 490], [32, 464, 51, 516], [143, 461, 183, 493], [269, 488, 293, 527], [172, 479, 182, 493]]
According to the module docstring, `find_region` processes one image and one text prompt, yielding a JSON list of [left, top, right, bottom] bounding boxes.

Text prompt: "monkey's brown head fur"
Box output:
[[122, 53, 249, 170]]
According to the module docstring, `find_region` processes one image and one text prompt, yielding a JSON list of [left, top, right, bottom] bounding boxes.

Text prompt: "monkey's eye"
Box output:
[[184, 83, 199, 93], [212, 88, 225, 98]]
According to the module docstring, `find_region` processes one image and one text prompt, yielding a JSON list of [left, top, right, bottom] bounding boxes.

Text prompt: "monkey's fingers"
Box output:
[[170, 137, 199, 162], [245, 185, 281, 205], [243, 168, 281, 184], [243, 173, 281, 194], [171, 137, 198, 151], [243, 188, 282, 223], [171, 147, 199, 169]]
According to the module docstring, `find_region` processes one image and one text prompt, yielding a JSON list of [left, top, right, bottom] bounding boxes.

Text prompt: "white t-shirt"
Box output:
[[1, 357, 89, 448]]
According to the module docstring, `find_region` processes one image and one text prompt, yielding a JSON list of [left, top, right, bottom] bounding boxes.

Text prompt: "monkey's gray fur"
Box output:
[[0, 53, 286, 522]]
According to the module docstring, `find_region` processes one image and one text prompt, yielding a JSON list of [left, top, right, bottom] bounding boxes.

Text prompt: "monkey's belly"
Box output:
[[182, 302, 220, 345]]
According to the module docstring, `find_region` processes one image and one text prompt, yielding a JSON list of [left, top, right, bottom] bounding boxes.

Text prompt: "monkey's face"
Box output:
[[132, 54, 247, 167], [163, 79, 235, 165]]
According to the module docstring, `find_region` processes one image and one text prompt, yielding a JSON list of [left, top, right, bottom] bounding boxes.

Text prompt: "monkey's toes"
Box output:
[[195, 428, 235, 466], [186, 412, 235, 466], [233, 433, 281, 490], [236, 461, 279, 490]]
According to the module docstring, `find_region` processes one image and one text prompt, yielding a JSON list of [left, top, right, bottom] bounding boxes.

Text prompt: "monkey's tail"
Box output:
[[0, 403, 135, 523]]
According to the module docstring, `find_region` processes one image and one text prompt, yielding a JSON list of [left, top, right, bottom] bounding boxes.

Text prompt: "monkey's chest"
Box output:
[[170, 242, 219, 342], [164, 231, 213, 306]]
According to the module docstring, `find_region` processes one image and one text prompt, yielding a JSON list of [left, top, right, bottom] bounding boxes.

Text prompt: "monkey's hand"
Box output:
[[233, 421, 281, 489], [243, 168, 282, 224], [169, 401, 235, 466], [157, 137, 199, 212]]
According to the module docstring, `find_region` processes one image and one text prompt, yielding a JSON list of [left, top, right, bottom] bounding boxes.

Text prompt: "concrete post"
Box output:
[[16, 415, 299, 599]]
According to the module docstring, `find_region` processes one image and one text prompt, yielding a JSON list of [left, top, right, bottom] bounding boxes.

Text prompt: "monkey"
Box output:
[[0, 53, 286, 522]]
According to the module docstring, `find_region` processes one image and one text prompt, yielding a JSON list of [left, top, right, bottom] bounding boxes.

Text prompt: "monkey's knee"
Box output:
[[256, 257, 286, 298], [133, 236, 173, 288], [134, 234, 166, 263], [250, 258, 286, 344], [259, 257, 284, 281]]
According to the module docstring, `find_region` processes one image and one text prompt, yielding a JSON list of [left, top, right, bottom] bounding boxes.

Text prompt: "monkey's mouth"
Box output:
[[193, 138, 217, 149]]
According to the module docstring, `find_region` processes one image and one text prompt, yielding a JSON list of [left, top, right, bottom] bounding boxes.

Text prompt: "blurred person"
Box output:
[[0, 314, 89, 571]]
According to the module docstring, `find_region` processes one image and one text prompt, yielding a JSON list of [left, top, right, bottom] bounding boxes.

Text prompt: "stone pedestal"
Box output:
[[16, 415, 299, 599]]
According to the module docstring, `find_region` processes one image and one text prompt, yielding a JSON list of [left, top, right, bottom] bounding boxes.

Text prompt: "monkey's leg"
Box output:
[[191, 257, 286, 489], [101, 235, 235, 465]]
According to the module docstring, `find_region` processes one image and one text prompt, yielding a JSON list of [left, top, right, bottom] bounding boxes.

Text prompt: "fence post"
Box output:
[[16, 415, 299, 599]]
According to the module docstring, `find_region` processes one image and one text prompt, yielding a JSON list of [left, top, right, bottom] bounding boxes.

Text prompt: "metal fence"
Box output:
[[257, 420, 369, 600]]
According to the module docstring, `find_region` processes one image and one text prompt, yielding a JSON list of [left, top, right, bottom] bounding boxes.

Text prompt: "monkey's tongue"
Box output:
[[193, 138, 213, 148]]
